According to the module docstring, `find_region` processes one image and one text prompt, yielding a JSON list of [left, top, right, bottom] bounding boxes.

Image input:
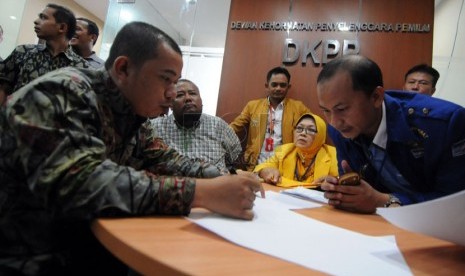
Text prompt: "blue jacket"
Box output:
[[329, 90, 465, 205]]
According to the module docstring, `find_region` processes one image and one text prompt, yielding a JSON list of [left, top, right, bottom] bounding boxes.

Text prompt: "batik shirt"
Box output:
[[0, 67, 221, 275], [151, 114, 242, 171], [0, 44, 88, 93]]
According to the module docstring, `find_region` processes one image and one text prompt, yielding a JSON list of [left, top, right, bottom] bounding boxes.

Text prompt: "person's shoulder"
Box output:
[[246, 98, 267, 105], [280, 143, 296, 151], [12, 44, 41, 53], [284, 97, 308, 107], [285, 97, 305, 103], [326, 124, 347, 143], [32, 67, 98, 95], [386, 90, 464, 121], [274, 143, 296, 157], [202, 113, 228, 124], [65, 47, 90, 67], [7, 67, 94, 106], [37, 66, 84, 80], [152, 114, 173, 125]]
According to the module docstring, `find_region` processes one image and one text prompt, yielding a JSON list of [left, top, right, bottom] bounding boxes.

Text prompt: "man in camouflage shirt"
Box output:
[[0, 22, 262, 276], [0, 3, 88, 104]]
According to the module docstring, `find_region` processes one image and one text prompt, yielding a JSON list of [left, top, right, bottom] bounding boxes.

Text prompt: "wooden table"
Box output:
[[92, 185, 465, 275]]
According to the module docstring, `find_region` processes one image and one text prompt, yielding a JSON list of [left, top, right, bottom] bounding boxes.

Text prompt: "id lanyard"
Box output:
[[265, 105, 275, 152]]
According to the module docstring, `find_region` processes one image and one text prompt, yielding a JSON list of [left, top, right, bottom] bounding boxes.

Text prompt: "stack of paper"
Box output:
[[190, 197, 411, 275], [280, 187, 328, 204]]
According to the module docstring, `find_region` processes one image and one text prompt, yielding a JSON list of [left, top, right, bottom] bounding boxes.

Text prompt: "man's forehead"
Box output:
[[269, 73, 288, 81], [77, 20, 89, 28], [407, 72, 432, 79], [42, 7, 55, 15]]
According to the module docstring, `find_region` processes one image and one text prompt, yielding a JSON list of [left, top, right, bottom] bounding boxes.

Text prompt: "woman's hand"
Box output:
[[257, 168, 281, 185]]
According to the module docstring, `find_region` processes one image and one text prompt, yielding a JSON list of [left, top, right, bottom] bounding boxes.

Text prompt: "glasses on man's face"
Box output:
[[295, 126, 317, 135], [269, 82, 289, 88]]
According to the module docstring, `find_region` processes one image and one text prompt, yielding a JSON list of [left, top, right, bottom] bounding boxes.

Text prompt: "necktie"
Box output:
[[366, 143, 412, 195]]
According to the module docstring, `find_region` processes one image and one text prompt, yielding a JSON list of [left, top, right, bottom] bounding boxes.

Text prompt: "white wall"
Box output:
[[0, 0, 26, 59], [181, 47, 224, 116], [433, 0, 465, 106]]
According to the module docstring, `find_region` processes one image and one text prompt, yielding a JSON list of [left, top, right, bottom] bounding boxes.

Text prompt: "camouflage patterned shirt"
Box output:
[[0, 67, 221, 275]]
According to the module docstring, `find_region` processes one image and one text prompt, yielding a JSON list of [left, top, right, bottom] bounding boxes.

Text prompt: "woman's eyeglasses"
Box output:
[[295, 126, 317, 135]]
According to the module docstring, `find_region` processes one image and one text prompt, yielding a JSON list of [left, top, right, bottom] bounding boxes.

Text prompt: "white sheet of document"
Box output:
[[377, 189, 465, 246], [189, 197, 411, 276], [263, 190, 323, 209], [280, 186, 329, 204]]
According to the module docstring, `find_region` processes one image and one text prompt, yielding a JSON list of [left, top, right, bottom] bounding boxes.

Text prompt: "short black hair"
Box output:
[[46, 3, 76, 40], [317, 55, 383, 97], [266, 66, 291, 83], [76, 17, 99, 45], [105, 21, 182, 70], [404, 63, 440, 88]]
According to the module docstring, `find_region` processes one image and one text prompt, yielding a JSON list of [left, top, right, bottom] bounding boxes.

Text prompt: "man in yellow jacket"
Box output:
[[230, 67, 311, 171]]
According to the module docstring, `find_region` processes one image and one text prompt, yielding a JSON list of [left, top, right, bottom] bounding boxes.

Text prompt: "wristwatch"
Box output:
[[384, 194, 402, 208]]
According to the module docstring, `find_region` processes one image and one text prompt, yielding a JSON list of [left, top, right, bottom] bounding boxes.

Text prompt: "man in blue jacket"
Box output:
[[316, 55, 465, 213]]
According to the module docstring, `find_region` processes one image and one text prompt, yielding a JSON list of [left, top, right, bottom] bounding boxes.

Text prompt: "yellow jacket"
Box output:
[[254, 143, 338, 188], [230, 98, 310, 171]]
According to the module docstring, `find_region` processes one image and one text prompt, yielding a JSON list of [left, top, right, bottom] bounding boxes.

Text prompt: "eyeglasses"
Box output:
[[295, 126, 317, 135]]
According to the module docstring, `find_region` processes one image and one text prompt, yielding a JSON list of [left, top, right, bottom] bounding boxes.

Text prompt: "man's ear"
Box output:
[[112, 56, 130, 83], [90, 34, 98, 45], [372, 86, 385, 108], [58, 23, 67, 36]]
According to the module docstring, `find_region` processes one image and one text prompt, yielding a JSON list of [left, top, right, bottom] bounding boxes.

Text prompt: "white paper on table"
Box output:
[[264, 190, 323, 209], [280, 186, 329, 204], [189, 197, 411, 276], [377, 189, 465, 246]]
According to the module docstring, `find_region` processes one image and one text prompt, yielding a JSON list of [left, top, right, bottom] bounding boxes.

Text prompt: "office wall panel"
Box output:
[[217, 0, 434, 121]]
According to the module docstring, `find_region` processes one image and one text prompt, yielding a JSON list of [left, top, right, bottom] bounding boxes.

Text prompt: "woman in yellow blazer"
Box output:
[[253, 113, 338, 188]]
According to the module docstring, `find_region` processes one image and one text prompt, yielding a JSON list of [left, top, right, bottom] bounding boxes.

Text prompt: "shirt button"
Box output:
[[408, 108, 415, 115], [422, 108, 429, 115]]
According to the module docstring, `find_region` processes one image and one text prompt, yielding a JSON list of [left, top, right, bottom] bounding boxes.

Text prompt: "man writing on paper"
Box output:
[[0, 22, 263, 276]]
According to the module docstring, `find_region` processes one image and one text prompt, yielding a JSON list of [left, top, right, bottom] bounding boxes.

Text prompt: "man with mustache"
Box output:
[[0, 3, 88, 104], [152, 79, 242, 173]]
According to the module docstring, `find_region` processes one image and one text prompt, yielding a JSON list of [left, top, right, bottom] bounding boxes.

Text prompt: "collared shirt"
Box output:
[[0, 44, 89, 93], [329, 90, 465, 205], [258, 98, 284, 163], [0, 67, 221, 274], [85, 52, 105, 69], [372, 101, 388, 149], [151, 113, 242, 171]]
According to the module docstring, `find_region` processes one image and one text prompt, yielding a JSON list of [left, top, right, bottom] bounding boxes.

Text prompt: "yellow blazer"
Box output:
[[230, 98, 310, 171], [254, 143, 338, 188]]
